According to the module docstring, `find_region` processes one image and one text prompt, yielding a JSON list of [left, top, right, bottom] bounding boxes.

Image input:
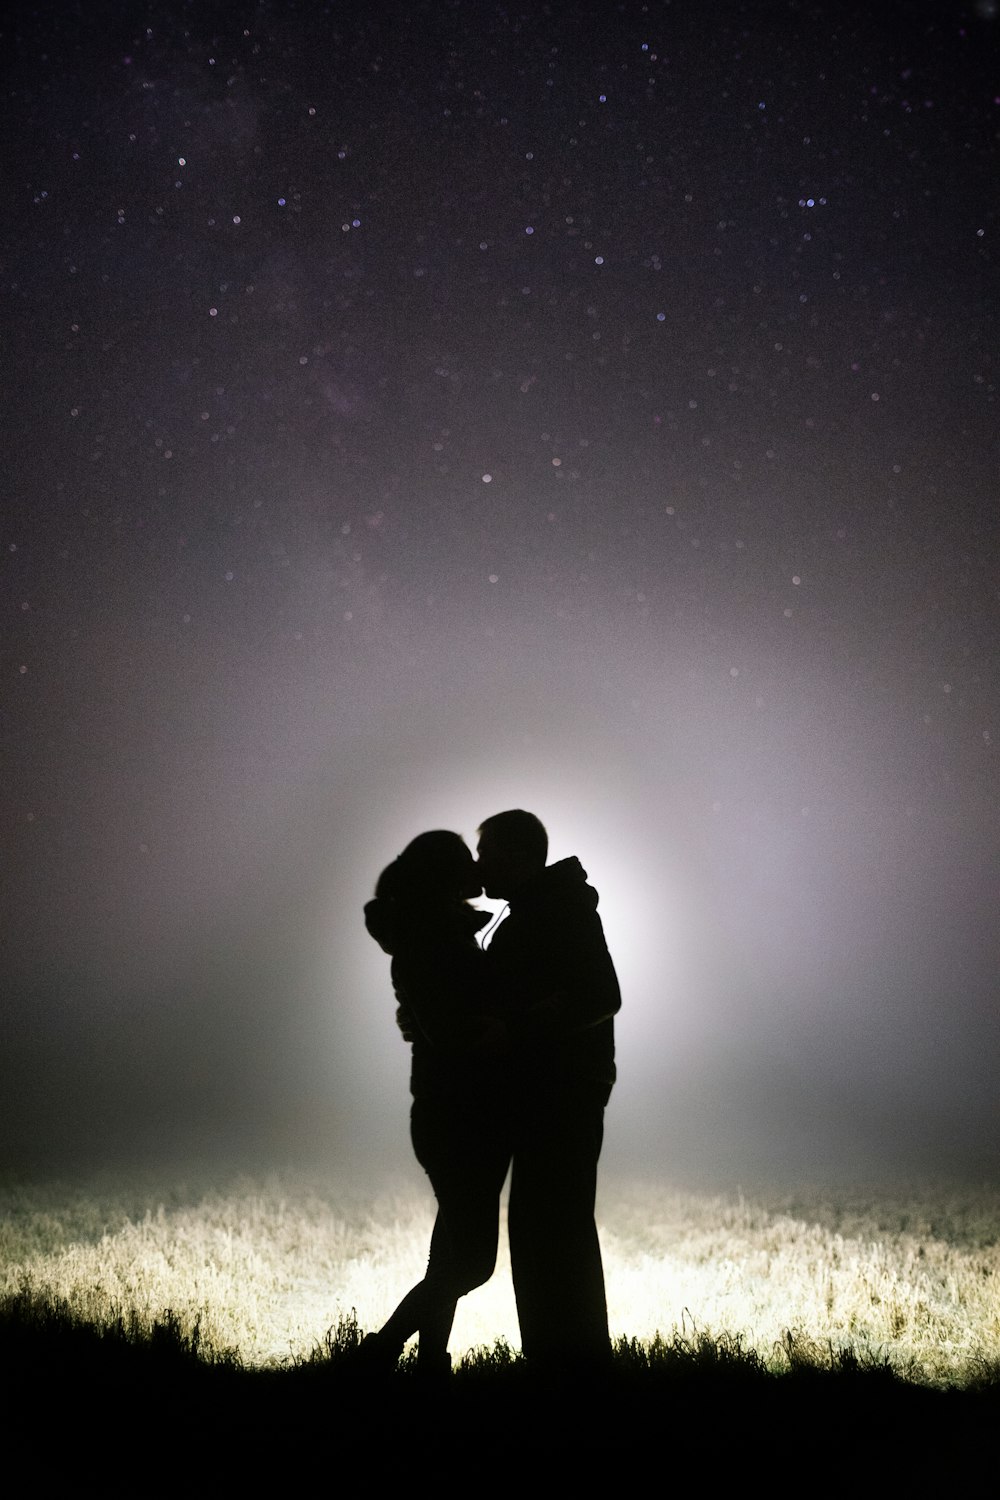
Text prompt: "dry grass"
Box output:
[[601, 1180, 1000, 1385], [2, 1171, 997, 1384]]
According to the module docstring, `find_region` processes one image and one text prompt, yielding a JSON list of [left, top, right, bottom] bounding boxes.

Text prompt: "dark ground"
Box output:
[[4, 1293, 995, 1481]]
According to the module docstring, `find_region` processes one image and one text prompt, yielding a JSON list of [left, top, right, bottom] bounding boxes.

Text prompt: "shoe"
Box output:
[[415, 1349, 452, 1382], [352, 1331, 400, 1374]]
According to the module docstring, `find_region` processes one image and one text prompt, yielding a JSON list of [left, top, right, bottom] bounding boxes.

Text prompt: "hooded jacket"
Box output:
[[364, 894, 498, 1098], [483, 856, 620, 1087]]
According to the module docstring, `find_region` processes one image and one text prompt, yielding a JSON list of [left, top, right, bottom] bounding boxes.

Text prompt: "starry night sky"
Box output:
[[3, 1, 998, 1180]]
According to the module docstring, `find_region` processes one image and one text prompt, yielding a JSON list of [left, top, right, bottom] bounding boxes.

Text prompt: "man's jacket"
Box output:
[[484, 856, 620, 1087]]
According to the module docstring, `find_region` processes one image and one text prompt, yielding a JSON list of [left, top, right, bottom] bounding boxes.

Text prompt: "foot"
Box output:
[[353, 1330, 401, 1374], [415, 1349, 452, 1381]]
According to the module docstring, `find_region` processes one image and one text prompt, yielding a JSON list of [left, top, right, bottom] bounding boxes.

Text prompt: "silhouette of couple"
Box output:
[[363, 809, 621, 1375]]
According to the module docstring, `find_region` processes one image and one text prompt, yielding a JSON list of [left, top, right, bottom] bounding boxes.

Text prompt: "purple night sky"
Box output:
[[3, 0, 997, 1181]]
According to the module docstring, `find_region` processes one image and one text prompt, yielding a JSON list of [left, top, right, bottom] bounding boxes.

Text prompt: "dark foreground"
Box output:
[[3, 1293, 995, 1481]]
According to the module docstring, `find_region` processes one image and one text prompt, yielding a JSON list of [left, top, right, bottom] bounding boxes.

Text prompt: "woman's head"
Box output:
[[375, 830, 481, 905]]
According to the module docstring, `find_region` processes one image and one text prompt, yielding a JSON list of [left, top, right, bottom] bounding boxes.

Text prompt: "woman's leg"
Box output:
[[377, 1094, 508, 1364], [412, 1210, 458, 1365], [369, 1208, 457, 1361]]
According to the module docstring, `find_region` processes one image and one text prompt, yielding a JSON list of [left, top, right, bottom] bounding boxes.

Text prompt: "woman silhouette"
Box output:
[[362, 831, 510, 1373]]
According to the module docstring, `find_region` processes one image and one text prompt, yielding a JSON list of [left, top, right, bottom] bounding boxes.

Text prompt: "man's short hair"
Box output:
[[477, 809, 548, 866]]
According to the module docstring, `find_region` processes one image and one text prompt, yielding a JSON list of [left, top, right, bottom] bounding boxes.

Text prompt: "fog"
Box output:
[[6, 613, 996, 1181], [3, 2, 997, 1184]]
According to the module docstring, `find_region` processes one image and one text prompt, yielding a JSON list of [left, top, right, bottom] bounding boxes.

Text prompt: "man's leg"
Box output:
[[508, 1079, 611, 1367]]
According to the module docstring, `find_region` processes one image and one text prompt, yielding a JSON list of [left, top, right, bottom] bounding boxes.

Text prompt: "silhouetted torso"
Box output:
[[364, 895, 498, 1098], [484, 856, 619, 1086]]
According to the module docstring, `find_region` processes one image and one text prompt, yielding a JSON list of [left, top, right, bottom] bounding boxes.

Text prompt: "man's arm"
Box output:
[[509, 908, 621, 1045]]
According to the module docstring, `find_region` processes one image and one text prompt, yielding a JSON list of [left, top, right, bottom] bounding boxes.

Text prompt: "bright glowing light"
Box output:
[[333, 752, 694, 1144], [351, 759, 670, 1041]]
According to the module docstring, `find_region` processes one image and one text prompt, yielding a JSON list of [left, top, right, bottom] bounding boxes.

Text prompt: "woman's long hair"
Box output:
[[374, 830, 474, 905]]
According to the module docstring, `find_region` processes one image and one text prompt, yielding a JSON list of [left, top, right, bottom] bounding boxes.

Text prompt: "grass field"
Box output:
[[3, 1169, 997, 1387]]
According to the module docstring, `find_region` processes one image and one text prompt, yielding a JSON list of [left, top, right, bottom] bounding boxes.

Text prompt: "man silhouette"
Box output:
[[476, 810, 621, 1370]]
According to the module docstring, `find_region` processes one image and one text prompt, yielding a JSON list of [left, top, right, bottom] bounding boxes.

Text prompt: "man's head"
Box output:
[[476, 809, 548, 899]]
